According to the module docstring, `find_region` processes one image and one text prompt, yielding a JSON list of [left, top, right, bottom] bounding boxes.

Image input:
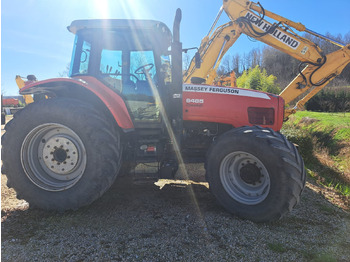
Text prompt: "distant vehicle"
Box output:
[[2, 98, 19, 107]]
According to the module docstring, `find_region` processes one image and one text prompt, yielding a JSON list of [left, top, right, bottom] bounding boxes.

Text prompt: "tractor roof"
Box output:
[[68, 19, 173, 51], [67, 19, 172, 38], [67, 19, 173, 50]]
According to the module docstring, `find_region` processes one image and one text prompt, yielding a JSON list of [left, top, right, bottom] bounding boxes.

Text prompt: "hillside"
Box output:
[[282, 111, 350, 201]]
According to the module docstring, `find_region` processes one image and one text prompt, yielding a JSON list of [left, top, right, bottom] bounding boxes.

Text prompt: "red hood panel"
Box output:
[[183, 84, 283, 131]]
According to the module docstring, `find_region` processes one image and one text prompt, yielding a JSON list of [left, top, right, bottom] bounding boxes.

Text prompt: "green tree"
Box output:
[[18, 100, 25, 107], [237, 65, 280, 94]]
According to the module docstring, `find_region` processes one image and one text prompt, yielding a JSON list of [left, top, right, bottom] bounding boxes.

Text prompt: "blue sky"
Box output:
[[2, 0, 350, 96]]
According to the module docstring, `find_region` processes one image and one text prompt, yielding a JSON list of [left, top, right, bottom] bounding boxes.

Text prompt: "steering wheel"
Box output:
[[113, 71, 139, 81], [134, 63, 154, 75]]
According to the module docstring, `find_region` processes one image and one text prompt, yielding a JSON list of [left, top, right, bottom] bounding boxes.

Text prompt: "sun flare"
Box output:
[[91, 0, 152, 19]]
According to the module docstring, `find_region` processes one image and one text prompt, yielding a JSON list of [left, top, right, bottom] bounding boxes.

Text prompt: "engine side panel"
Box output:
[[183, 84, 284, 131]]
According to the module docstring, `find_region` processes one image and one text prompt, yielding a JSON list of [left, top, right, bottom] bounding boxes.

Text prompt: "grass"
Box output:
[[302, 251, 337, 262], [282, 111, 350, 197], [290, 111, 350, 142], [267, 242, 287, 253]]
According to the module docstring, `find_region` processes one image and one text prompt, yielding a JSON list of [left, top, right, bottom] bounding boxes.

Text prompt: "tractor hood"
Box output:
[[182, 84, 285, 131]]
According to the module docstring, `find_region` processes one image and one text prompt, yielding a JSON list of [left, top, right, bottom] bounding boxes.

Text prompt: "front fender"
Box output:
[[20, 76, 134, 130]]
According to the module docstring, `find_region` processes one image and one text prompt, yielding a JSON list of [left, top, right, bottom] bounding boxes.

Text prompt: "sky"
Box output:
[[1, 0, 350, 96]]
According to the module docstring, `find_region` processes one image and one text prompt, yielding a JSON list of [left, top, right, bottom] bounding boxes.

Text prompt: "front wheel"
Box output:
[[2, 98, 122, 211], [206, 126, 305, 222]]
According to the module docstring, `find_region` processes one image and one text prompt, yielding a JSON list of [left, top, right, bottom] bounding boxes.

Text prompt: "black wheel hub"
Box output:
[[240, 163, 262, 185], [53, 148, 68, 163]]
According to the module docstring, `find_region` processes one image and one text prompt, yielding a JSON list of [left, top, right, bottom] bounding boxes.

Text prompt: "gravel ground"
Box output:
[[2, 162, 350, 262], [1, 120, 350, 262]]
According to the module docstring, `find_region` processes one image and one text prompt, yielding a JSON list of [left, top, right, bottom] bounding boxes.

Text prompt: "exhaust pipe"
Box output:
[[173, 8, 182, 43]]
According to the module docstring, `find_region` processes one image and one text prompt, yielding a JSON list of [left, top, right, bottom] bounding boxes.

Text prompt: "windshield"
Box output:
[[69, 36, 91, 76], [69, 30, 171, 89], [69, 29, 172, 122]]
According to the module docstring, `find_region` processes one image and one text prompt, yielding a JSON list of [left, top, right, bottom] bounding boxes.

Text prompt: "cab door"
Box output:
[[122, 50, 160, 124]]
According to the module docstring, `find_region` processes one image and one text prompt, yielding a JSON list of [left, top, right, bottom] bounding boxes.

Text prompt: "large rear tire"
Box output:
[[206, 126, 305, 222], [2, 98, 122, 211]]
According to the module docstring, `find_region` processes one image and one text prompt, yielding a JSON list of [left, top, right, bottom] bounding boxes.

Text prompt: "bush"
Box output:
[[18, 100, 25, 107], [305, 86, 350, 112], [237, 65, 280, 94]]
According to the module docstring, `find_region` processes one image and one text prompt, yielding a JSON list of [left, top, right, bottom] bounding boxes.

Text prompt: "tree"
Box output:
[[58, 63, 71, 77], [247, 48, 262, 68], [217, 55, 233, 75], [237, 65, 280, 94], [262, 47, 299, 89], [183, 53, 191, 71], [231, 53, 241, 75]]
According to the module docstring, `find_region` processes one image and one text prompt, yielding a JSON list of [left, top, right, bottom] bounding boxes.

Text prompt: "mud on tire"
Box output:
[[1, 98, 122, 211], [206, 126, 306, 222]]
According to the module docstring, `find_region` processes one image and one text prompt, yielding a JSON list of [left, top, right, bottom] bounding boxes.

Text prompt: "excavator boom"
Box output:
[[184, 0, 350, 117], [183, 21, 242, 85]]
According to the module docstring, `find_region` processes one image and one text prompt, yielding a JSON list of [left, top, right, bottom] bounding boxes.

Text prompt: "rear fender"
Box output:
[[20, 76, 134, 131]]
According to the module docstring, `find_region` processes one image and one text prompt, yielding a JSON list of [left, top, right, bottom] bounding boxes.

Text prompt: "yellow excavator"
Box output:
[[15, 75, 35, 104], [214, 71, 237, 87], [15, 75, 47, 104], [183, 0, 350, 118]]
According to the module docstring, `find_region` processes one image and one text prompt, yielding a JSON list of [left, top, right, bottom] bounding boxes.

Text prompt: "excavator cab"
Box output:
[[68, 19, 175, 125]]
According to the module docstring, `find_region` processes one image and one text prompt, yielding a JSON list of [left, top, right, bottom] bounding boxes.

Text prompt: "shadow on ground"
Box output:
[[2, 164, 350, 261]]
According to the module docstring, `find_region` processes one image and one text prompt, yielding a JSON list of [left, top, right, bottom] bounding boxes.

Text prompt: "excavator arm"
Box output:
[[223, 0, 350, 118], [15, 75, 34, 104], [183, 16, 242, 85], [280, 46, 350, 117], [184, 0, 350, 118]]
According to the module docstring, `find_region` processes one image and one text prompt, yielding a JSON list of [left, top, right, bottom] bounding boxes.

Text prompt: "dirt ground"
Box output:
[[1, 119, 350, 261]]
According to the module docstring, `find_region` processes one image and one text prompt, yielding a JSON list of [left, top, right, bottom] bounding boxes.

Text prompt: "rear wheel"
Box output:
[[206, 126, 305, 222], [21, 123, 87, 191], [220, 151, 271, 205], [2, 98, 122, 211]]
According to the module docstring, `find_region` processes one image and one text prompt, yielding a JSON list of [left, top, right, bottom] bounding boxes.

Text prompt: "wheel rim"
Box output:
[[21, 123, 87, 191], [220, 151, 270, 205]]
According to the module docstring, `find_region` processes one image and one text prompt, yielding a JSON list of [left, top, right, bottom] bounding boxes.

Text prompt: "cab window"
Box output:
[[79, 41, 91, 74], [123, 50, 159, 122], [99, 49, 122, 92]]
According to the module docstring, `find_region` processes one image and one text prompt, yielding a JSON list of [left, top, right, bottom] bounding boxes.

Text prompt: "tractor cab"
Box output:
[[67, 17, 183, 167], [68, 19, 176, 125]]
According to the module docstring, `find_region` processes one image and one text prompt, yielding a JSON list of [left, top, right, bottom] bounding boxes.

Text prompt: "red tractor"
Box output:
[[2, 10, 306, 222]]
